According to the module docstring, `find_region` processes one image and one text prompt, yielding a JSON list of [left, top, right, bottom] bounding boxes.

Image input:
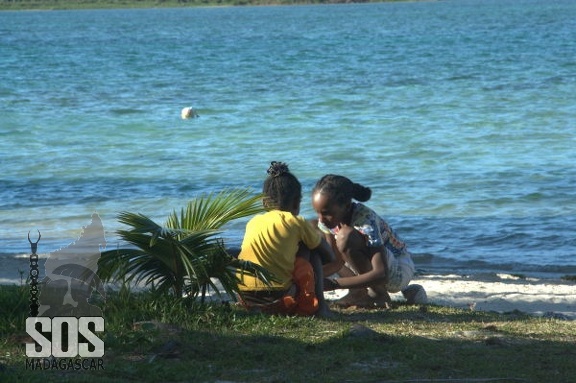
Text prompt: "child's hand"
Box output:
[[323, 278, 339, 291]]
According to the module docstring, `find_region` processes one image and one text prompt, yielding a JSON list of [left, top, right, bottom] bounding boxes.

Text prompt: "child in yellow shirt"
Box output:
[[238, 161, 334, 317]]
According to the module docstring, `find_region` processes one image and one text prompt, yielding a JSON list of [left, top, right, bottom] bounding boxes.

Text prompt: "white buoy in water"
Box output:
[[181, 107, 199, 119]]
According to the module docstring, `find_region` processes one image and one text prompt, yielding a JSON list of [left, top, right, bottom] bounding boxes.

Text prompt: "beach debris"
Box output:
[[181, 106, 199, 119]]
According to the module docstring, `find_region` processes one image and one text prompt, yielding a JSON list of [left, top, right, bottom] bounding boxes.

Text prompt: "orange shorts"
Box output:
[[239, 257, 318, 316]]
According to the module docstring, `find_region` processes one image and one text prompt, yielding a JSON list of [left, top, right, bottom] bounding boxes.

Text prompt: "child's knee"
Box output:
[[336, 227, 368, 255]]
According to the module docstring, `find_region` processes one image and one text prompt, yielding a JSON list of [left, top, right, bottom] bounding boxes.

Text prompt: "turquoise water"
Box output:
[[1, 0, 575, 281]]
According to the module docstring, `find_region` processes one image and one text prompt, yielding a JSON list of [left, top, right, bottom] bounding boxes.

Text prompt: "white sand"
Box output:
[[326, 273, 576, 320], [3, 256, 574, 321]]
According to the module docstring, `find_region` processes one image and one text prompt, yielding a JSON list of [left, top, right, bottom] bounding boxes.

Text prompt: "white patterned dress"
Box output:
[[318, 202, 415, 292]]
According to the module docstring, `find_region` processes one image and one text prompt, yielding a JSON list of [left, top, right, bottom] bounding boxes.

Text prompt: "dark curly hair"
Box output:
[[312, 174, 371, 206], [263, 161, 302, 211]]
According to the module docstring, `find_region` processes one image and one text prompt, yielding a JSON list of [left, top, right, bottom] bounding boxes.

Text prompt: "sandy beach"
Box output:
[[2, 254, 574, 320], [325, 273, 576, 320]]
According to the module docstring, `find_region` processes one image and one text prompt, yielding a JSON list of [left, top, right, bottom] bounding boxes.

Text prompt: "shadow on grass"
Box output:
[[1, 286, 575, 383], [6, 324, 573, 383]]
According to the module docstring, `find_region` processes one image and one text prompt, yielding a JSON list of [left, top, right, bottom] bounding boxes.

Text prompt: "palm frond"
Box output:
[[232, 258, 279, 287], [168, 189, 264, 231], [117, 211, 188, 247], [98, 189, 270, 302]]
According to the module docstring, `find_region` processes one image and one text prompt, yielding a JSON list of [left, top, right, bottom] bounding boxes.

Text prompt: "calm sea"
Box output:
[[1, 0, 575, 283]]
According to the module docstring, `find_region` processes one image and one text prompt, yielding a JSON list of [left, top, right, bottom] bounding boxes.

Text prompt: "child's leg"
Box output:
[[308, 250, 332, 317], [295, 244, 332, 317], [333, 227, 392, 306]]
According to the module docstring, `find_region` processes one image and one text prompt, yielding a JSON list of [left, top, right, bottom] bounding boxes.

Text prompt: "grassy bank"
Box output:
[[0, 0, 391, 11], [1, 283, 575, 382]]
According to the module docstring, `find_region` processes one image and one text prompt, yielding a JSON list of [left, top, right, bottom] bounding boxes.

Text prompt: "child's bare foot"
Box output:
[[334, 288, 372, 308], [334, 288, 391, 309]]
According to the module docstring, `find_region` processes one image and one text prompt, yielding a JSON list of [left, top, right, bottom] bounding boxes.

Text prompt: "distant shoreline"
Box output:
[[0, 0, 408, 12]]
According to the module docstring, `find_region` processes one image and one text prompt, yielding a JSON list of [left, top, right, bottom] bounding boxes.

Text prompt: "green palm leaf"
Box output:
[[168, 189, 264, 231], [98, 188, 272, 303]]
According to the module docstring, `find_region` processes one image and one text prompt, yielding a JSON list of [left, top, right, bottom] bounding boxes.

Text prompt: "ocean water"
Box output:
[[1, 0, 575, 283]]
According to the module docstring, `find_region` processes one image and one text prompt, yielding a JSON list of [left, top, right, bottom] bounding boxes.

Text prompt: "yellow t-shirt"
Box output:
[[238, 210, 322, 291]]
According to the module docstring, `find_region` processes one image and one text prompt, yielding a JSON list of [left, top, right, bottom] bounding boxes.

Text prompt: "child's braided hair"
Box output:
[[263, 161, 302, 211], [312, 174, 371, 205]]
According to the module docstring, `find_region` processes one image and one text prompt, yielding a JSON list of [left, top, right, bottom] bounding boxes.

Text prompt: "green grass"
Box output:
[[1, 283, 575, 382]]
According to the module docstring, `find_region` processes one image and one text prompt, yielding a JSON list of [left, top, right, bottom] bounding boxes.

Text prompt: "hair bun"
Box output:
[[267, 161, 290, 177]]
